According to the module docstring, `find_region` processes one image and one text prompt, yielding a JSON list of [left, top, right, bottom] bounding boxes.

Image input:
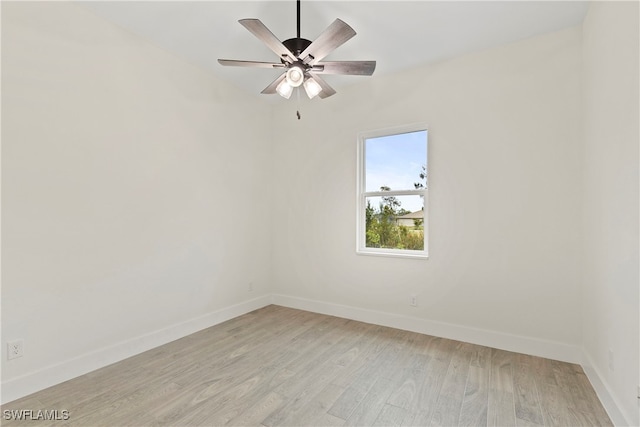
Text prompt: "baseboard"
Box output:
[[271, 294, 583, 364], [581, 351, 634, 426], [1, 295, 272, 405]]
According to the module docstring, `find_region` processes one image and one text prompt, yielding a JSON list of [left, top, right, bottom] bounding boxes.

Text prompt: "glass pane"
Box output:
[[365, 130, 427, 192], [364, 195, 424, 250]]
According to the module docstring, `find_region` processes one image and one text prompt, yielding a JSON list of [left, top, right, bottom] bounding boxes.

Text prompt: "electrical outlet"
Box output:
[[608, 349, 614, 372], [248, 282, 253, 292], [7, 340, 24, 360], [409, 295, 417, 307]]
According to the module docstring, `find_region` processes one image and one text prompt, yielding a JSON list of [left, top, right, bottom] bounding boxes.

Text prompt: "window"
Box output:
[[356, 124, 428, 258]]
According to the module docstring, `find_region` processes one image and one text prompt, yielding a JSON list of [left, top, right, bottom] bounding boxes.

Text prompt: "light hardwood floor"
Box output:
[[2, 305, 612, 426]]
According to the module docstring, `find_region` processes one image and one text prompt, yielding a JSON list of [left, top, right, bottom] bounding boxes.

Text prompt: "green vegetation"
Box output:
[[365, 184, 425, 251], [365, 164, 427, 251]]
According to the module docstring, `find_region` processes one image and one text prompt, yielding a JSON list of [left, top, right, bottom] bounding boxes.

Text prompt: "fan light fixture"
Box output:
[[277, 65, 322, 99]]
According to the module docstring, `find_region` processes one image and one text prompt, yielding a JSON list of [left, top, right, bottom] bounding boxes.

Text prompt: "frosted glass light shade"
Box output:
[[276, 79, 293, 99], [303, 77, 322, 99], [286, 66, 304, 87]]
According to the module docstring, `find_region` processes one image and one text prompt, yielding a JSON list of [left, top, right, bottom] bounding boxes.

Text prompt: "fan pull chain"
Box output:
[[296, 87, 301, 120]]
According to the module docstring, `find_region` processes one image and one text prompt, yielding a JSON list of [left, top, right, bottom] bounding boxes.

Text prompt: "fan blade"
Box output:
[[308, 73, 336, 99], [239, 19, 296, 63], [313, 61, 376, 76], [218, 59, 286, 69], [261, 73, 287, 94], [300, 19, 356, 65]]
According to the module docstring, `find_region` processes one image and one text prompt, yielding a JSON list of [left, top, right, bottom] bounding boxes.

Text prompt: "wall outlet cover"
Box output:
[[7, 340, 24, 360]]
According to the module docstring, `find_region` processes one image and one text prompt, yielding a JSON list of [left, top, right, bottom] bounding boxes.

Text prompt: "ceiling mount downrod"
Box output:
[[296, 0, 301, 40]]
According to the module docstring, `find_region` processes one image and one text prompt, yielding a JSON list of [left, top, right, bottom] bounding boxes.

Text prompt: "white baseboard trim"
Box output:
[[1, 295, 272, 405], [271, 294, 583, 364], [581, 351, 634, 426]]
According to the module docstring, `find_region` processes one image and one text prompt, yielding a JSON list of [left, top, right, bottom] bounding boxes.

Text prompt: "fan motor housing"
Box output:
[[283, 38, 312, 58]]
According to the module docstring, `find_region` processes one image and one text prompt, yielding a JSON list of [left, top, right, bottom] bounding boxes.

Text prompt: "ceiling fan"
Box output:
[[218, 0, 376, 100]]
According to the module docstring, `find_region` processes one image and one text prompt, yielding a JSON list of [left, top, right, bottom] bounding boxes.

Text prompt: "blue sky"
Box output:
[[365, 130, 427, 212]]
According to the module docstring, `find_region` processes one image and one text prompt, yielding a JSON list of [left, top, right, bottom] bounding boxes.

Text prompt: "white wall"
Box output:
[[582, 2, 639, 425], [1, 2, 273, 402], [272, 27, 584, 358], [3, 2, 637, 422]]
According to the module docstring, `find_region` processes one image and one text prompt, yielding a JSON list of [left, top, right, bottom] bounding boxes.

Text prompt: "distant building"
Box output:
[[396, 210, 425, 228]]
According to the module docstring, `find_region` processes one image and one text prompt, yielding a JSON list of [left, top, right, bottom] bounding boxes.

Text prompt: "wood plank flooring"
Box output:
[[1, 305, 612, 426]]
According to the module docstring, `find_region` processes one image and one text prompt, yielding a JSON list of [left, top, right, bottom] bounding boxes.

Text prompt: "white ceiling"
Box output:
[[80, 1, 589, 99]]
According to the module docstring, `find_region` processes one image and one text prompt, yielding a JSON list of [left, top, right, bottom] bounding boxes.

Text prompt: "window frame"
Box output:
[[356, 123, 429, 259]]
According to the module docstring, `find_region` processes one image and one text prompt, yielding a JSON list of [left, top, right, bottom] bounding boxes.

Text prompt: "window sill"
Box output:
[[356, 249, 429, 260]]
